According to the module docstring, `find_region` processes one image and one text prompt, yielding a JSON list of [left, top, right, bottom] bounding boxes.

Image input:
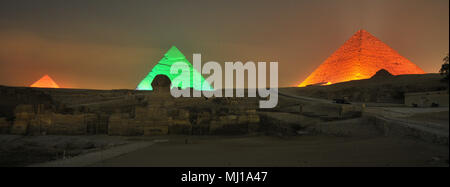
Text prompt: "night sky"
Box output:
[[0, 0, 448, 89]]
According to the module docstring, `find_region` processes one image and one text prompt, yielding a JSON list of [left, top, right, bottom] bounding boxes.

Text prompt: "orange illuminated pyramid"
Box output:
[[30, 75, 60, 88], [298, 30, 425, 87]]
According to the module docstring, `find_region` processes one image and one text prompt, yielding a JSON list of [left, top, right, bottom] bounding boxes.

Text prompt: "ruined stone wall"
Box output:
[[10, 105, 36, 135], [9, 104, 99, 135], [107, 96, 261, 136], [6, 101, 262, 136], [0, 86, 54, 119], [108, 113, 142, 136], [2, 86, 263, 136], [108, 103, 191, 136], [208, 109, 260, 134], [404, 91, 449, 107]]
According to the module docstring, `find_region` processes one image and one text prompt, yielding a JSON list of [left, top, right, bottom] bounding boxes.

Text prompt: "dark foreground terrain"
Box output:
[[6, 135, 446, 167], [103, 136, 448, 167], [0, 135, 129, 166]]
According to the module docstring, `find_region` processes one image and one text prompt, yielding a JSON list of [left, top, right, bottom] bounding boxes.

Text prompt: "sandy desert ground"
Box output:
[[0, 134, 446, 167]]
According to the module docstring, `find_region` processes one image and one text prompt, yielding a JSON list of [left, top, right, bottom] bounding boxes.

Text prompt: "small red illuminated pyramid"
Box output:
[[299, 30, 425, 87], [30, 75, 60, 88]]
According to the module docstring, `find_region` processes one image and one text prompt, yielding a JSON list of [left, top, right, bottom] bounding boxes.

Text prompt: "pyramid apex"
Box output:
[[169, 45, 180, 51], [40, 74, 52, 80], [358, 29, 368, 32], [355, 29, 375, 37], [164, 45, 185, 59], [167, 45, 182, 53]]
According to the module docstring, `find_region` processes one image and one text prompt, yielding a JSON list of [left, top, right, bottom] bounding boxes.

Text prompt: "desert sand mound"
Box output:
[[370, 69, 393, 79], [285, 73, 448, 103]]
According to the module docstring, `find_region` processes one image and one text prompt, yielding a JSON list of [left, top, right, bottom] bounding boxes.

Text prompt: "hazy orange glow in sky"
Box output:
[[0, 0, 448, 89]]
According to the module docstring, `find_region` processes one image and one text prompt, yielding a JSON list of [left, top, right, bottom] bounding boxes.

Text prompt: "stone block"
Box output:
[[10, 120, 28, 135], [192, 124, 209, 135], [246, 109, 257, 114], [209, 123, 248, 135], [169, 120, 192, 134], [248, 123, 259, 133], [135, 106, 168, 120], [14, 104, 34, 113], [339, 105, 362, 118], [209, 120, 223, 132], [0, 118, 11, 134], [27, 119, 42, 135], [109, 116, 130, 136], [238, 115, 249, 124], [48, 113, 87, 135], [176, 109, 190, 120], [144, 126, 169, 136], [248, 114, 260, 124], [15, 112, 35, 120], [195, 112, 211, 125], [218, 115, 238, 125]]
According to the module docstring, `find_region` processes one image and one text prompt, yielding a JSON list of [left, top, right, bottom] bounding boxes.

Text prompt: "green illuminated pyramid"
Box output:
[[136, 46, 213, 91]]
